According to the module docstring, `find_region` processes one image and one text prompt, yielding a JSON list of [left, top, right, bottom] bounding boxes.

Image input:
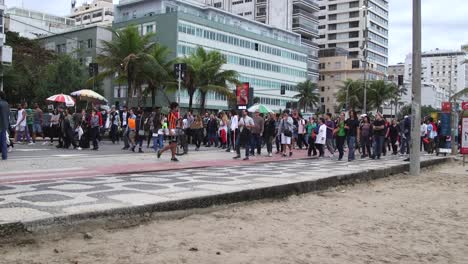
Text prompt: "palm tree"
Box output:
[[368, 80, 398, 113], [183, 47, 239, 113], [336, 79, 364, 110], [96, 26, 156, 106], [141, 44, 177, 107], [293, 80, 320, 112]]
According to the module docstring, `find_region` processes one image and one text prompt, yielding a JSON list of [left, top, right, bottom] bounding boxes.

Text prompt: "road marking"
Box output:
[[14, 149, 47, 152]]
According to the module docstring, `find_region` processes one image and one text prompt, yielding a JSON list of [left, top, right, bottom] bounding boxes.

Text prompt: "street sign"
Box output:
[[462, 102, 468, 111], [439, 113, 451, 136], [461, 117, 468, 155], [441, 102, 451, 113]]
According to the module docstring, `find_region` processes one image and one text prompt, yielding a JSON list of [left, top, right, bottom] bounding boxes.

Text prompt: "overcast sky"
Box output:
[[5, 0, 468, 65]]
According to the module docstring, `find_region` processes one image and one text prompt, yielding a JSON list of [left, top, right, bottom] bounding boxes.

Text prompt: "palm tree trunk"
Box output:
[[151, 86, 156, 107], [200, 91, 207, 114], [188, 89, 195, 112]]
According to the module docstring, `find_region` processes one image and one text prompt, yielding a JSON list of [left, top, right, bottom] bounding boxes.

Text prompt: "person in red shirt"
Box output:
[[157, 102, 179, 162]]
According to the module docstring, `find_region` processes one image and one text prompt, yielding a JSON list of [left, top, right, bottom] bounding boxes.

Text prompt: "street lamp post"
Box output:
[[360, 2, 372, 114], [447, 55, 458, 155], [410, 0, 422, 176]]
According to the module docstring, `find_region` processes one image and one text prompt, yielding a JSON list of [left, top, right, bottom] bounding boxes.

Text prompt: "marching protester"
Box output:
[[345, 110, 360, 162], [157, 102, 179, 162], [264, 112, 276, 157], [334, 112, 346, 161], [315, 118, 327, 158], [251, 110, 264, 156], [0, 91, 10, 160], [190, 114, 204, 151], [325, 113, 336, 158], [233, 109, 254, 160], [372, 113, 386, 160], [89, 109, 100, 151], [278, 111, 294, 157], [109, 106, 120, 144], [307, 117, 318, 157]]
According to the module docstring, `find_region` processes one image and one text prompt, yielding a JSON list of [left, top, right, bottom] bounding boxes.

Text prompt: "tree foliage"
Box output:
[[2, 31, 89, 106], [293, 80, 320, 112]]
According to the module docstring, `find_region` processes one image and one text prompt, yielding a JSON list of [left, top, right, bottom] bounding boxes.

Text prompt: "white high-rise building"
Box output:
[[317, 0, 388, 75], [5, 7, 76, 39], [194, 0, 320, 82], [69, 0, 114, 26], [405, 49, 468, 96]]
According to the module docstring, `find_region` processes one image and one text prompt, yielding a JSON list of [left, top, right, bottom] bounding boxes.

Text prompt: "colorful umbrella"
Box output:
[[46, 94, 75, 107], [70, 89, 108, 103], [248, 104, 274, 114]]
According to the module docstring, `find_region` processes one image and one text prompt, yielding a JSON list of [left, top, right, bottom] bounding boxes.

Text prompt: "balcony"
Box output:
[[292, 8, 318, 21], [292, 17, 319, 38], [292, 0, 320, 13]]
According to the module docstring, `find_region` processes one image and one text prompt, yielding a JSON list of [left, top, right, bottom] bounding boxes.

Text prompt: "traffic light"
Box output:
[[280, 85, 286, 95], [398, 75, 404, 86], [88, 63, 98, 77], [174, 63, 187, 80]]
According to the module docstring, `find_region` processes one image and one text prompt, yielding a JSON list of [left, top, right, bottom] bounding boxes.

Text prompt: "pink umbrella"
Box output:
[[46, 94, 75, 107]]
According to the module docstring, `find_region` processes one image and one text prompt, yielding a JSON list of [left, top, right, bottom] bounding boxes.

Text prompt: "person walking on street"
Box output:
[[420, 120, 427, 152], [127, 109, 137, 152], [135, 110, 145, 153], [157, 102, 180, 162], [190, 115, 204, 151], [360, 116, 372, 158], [89, 109, 100, 150], [206, 114, 219, 147], [297, 115, 307, 149], [334, 112, 347, 161], [400, 115, 411, 155], [251, 110, 264, 156], [151, 108, 164, 152], [49, 109, 60, 146], [372, 113, 386, 160], [120, 106, 130, 150], [325, 113, 336, 158], [315, 118, 327, 158], [32, 103, 44, 144], [278, 111, 294, 157], [25, 103, 34, 145], [0, 91, 10, 160], [345, 110, 360, 162], [15, 103, 29, 144], [109, 106, 120, 144], [307, 117, 318, 157], [389, 119, 399, 155], [226, 110, 238, 153], [233, 110, 254, 161], [264, 112, 276, 157]]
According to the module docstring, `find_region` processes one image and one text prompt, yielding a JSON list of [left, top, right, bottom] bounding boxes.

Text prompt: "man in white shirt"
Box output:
[[226, 109, 239, 153], [420, 121, 427, 152], [234, 110, 254, 161]]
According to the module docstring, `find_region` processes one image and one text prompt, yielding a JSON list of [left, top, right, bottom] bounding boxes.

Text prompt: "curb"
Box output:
[[0, 157, 451, 238]]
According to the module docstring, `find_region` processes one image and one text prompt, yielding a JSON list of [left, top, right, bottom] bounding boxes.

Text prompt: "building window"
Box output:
[[352, 60, 360, 69], [87, 39, 93, 49], [214, 2, 222, 8]]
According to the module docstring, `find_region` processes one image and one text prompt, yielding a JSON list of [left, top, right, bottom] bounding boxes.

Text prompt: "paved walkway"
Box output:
[[0, 155, 447, 228]]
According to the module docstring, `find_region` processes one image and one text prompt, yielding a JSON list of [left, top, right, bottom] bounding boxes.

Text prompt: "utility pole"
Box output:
[[448, 55, 458, 155], [410, 0, 422, 176]]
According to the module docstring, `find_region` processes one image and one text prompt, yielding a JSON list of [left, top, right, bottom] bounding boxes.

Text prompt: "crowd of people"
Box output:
[[0, 91, 462, 162]]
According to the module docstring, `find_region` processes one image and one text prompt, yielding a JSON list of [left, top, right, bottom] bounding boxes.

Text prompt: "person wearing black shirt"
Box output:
[[389, 119, 399, 155], [372, 113, 386, 159], [345, 110, 360, 162]]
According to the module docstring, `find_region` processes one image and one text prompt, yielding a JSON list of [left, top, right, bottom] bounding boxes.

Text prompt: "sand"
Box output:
[[1, 162, 467, 264]]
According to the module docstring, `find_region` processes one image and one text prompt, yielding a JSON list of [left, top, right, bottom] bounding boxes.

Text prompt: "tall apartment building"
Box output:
[[69, 0, 114, 26], [195, 0, 320, 82], [317, 0, 389, 76], [0, 0, 5, 45], [318, 47, 383, 113], [404, 49, 468, 97], [114, 0, 308, 110], [5, 7, 76, 39]]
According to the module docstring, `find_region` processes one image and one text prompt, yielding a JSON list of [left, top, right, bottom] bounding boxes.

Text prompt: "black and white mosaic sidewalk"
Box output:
[[0, 155, 448, 229]]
